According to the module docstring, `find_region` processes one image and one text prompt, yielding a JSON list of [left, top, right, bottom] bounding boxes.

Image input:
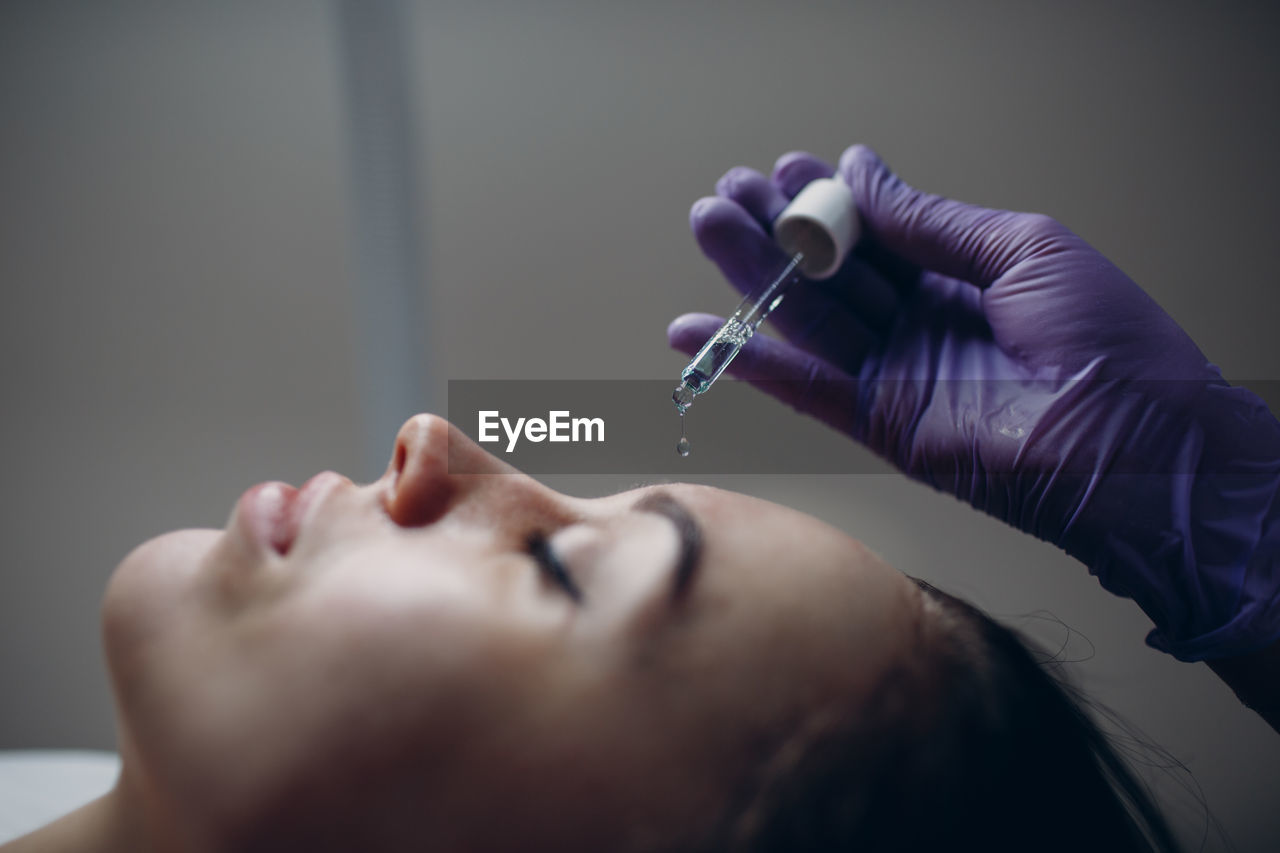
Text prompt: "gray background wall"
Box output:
[[2, 1, 1278, 848]]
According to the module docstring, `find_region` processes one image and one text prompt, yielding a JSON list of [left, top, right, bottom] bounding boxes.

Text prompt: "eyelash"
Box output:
[[526, 532, 583, 603]]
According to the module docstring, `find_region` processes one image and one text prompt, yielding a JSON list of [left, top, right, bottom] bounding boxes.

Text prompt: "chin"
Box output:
[[102, 529, 220, 677]]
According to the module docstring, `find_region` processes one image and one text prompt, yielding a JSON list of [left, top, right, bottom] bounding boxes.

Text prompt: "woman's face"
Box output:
[[103, 414, 922, 850]]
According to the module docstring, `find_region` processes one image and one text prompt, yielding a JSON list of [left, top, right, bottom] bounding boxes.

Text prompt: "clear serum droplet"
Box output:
[[676, 412, 690, 457]]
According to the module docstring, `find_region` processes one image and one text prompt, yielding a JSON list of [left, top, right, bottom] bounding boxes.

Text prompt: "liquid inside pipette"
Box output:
[[672, 252, 804, 415]]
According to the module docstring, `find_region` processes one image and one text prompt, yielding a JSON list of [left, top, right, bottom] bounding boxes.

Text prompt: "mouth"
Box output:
[[236, 471, 350, 557]]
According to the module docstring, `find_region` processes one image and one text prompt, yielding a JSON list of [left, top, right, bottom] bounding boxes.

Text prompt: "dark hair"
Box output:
[[701, 578, 1183, 853]]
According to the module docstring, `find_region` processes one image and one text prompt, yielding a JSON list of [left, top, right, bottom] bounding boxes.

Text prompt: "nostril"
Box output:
[[393, 440, 407, 477]]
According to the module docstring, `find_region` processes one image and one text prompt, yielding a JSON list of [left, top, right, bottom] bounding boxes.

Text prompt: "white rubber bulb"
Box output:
[[772, 177, 859, 280]]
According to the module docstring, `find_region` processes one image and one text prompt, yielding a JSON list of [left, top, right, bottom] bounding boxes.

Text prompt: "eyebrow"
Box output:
[[632, 490, 703, 601]]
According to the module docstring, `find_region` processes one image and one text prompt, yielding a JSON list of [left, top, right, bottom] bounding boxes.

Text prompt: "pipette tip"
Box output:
[[672, 380, 696, 414]]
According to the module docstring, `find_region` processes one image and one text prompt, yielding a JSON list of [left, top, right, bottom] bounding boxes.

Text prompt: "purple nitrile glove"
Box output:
[[669, 145, 1280, 662]]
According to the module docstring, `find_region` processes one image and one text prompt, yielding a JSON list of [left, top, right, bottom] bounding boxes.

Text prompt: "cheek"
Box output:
[[104, 531, 581, 839], [264, 543, 570, 748]]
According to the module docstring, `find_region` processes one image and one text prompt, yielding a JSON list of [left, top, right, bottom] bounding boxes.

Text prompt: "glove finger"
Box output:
[[772, 151, 835, 199], [715, 167, 788, 232], [839, 144, 1072, 290], [668, 275, 876, 376], [667, 313, 731, 361], [690, 196, 790, 296], [714, 165, 902, 330], [851, 233, 927, 295], [667, 313, 861, 435], [769, 151, 927, 295], [776, 287, 878, 368], [691, 197, 884, 356], [809, 254, 900, 333]]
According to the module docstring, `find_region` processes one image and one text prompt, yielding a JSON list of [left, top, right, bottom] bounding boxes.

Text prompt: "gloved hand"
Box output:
[[669, 145, 1280, 661]]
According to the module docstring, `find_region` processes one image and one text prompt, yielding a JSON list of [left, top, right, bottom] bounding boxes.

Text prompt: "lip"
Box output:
[[235, 481, 298, 556], [235, 472, 350, 557]]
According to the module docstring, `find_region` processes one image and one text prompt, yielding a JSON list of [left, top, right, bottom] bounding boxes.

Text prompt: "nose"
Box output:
[[382, 413, 523, 527]]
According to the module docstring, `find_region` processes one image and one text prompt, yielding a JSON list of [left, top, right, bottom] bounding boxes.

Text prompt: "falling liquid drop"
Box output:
[[676, 412, 690, 457]]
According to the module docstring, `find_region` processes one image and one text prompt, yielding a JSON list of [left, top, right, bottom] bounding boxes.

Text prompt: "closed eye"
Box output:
[[526, 532, 583, 603]]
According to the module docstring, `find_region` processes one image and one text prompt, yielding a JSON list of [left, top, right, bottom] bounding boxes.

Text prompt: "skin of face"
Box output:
[[100, 414, 922, 851]]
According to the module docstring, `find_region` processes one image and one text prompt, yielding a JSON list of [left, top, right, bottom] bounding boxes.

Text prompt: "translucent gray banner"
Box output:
[[446, 379, 1280, 477]]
